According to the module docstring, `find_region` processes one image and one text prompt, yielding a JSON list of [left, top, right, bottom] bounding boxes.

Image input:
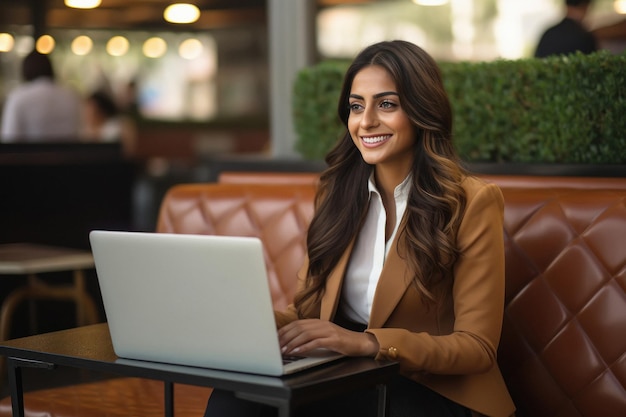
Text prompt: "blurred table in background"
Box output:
[[0, 243, 99, 342]]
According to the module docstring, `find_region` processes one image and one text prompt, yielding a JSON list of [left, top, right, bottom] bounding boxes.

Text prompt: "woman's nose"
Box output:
[[360, 107, 378, 128]]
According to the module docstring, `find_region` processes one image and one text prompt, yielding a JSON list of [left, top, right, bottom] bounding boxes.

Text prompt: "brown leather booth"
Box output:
[[1, 174, 625, 417]]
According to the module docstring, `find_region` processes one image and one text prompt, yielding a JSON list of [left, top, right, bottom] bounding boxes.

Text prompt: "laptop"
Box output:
[[89, 230, 343, 376]]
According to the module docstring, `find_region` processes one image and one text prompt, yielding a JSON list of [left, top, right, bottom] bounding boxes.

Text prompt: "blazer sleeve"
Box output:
[[366, 182, 506, 375], [274, 258, 309, 328]]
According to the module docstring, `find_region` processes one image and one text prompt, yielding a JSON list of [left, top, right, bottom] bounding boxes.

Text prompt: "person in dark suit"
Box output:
[[204, 40, 515, 417], [535, 0, 597, 58]]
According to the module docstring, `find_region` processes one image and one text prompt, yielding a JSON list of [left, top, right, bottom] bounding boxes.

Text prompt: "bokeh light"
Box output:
[[71, 35, 93, 55]]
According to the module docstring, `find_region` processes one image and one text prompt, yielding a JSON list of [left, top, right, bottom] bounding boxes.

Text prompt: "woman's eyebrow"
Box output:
[[349, 91, 399, 100]]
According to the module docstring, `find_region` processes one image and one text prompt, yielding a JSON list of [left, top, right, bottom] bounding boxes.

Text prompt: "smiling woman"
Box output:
[[347, 65, 416, 176], [203, 40, 516, 417]]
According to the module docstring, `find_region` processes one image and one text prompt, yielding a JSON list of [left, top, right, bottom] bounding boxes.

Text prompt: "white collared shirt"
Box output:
[[1, 77, 82, 142], [341, 173, 411, 324]]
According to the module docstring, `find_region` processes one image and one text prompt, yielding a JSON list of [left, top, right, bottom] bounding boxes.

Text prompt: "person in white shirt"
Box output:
[[1, 50, 82, 142], [204, 41, 515, 417], [82, 90, 136, 156]]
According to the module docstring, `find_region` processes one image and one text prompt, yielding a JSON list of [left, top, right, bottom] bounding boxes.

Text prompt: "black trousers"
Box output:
[[203, 374, 471, 417]]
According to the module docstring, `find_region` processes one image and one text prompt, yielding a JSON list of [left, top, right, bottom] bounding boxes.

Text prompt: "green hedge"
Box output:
[[292, 51, 626, 163]]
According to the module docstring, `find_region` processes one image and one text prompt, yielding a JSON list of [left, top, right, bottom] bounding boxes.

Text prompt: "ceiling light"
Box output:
[[107, 36, 130, 57], [143, 37, 167, 58], [412, 0, 449, 5], [71, 35, 93, 56], [164, 3, 201, 24], [36, 35, 55, 54], [179, 38, 203, 60], [0, 33, 15, 52], [64, 0, 102, 9], [615, 0, 626, 14]]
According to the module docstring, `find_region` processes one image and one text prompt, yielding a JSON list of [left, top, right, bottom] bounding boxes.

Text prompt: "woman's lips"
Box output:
[[361, 135, 391, 146]]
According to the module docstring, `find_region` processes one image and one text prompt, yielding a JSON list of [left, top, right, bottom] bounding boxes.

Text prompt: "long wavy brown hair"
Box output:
[[294, 40, 467, 315]]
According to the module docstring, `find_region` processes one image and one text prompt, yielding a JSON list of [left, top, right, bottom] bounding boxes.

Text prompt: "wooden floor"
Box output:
[[0, 365, 116, 398]]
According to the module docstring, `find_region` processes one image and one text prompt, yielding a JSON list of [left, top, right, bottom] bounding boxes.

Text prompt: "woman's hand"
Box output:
[[278, 319, 379, 357]]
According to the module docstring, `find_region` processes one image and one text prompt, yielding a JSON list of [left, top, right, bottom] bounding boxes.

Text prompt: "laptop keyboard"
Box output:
[[282, 354, 305, 365]]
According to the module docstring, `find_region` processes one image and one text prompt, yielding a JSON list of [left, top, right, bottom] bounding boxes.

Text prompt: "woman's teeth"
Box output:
[[362, 135, 389, 144]]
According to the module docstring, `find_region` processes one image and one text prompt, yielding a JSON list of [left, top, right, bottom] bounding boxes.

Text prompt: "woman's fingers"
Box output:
[[278, 319, 331, 354], [278, 319, 378, 357]]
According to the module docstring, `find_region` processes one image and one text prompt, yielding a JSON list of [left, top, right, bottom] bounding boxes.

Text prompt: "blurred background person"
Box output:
[[83, 89, 136, 156], [592, 18, 626, 54], [1, 50, 82, 142], [535, 0, 597, 58]]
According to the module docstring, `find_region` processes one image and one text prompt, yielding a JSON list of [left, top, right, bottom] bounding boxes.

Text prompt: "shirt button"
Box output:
[[387, 347, 398, 359]]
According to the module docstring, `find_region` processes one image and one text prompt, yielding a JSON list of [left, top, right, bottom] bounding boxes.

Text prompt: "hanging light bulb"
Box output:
[[164, 3, 201, 24], [65, 0, 102, 9]]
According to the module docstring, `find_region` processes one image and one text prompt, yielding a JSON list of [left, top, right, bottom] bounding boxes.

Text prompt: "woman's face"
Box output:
[[348, 65, 416, 175]]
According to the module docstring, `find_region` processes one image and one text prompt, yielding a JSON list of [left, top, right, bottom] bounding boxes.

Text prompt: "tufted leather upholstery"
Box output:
[[496, 186, 626, 417], [1, 175, 625, 417]]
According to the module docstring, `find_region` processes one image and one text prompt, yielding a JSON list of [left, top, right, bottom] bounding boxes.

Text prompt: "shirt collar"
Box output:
[[367, 172, 412, 201]]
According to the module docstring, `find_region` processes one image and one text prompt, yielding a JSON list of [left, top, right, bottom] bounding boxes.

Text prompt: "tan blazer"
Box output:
[[276, 176, 516, 417]]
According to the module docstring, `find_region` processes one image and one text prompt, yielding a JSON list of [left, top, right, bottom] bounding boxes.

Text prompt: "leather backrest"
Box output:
[[218, 171, 319, 186], [480, 174, 626, 190], [155, 176, 626, 417], [497, 186, 626, 417]]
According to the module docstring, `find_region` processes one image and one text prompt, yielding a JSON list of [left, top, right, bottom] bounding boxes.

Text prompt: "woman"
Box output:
[[205, 40, 515, 417], [83, 90, 137, 156]]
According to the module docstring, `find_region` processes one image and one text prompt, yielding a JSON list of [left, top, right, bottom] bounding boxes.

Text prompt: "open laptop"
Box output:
[[89, 230, 343, 376]]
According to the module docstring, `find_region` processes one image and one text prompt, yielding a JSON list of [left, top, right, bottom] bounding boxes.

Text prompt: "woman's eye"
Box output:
[[380, 100, 395, 109], [349, 103, 363, 112]]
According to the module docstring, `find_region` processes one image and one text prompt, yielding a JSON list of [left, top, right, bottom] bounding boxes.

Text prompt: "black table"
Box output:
[[0, 324, 398, 417]]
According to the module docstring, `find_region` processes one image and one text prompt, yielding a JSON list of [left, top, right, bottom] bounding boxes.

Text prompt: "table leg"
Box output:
[[72, 269, 99, 326], [27, 275, 38, 334], [0, 287, 36, 342], [6, 358, 24, 417], [0, 270, 99, 344], [236, 392, 292, 417], [276, 401, 291, 417], [376, 384, 389, 417], [6, 357, 54, 417], [164, 381, 174, 417]]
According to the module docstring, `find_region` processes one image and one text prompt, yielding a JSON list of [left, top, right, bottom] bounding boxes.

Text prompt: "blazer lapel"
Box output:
[[320, 239, 355, 321], [369, 234, 412, 329]]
